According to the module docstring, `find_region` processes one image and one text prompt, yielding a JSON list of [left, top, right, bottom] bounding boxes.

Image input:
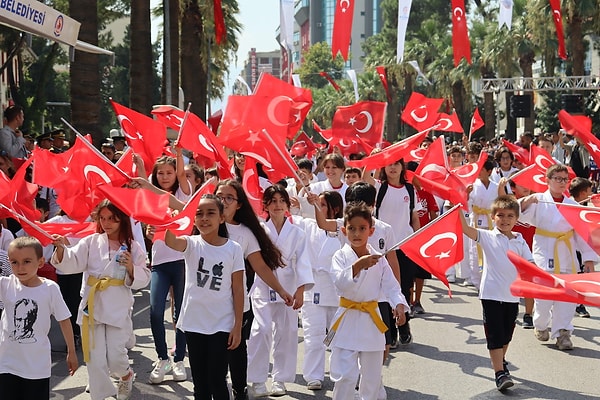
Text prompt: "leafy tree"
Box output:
[[295, 42, 345, 89]]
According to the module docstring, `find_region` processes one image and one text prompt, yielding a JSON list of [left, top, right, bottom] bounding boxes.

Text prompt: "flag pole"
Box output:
[[176, 102, 192, 143], [60, 118, 132, 180], [0, 204, 54, 242], [259, 128, 307, 190], [383, 204, 462, 256]]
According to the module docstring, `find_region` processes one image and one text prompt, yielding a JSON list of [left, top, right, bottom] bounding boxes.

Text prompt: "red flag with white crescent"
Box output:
[[508, 251, 600, 306], [451, 0, 471, 66], [501, 139, 530, 166], [375, 66, 390, 101], [242, 156, 266, 218], [509, 164, 549, 194], [555, 202, 600, 257], [398, 205, 464, 293], [468, 108, 484, 141], [401, 92, 444, 131], [549, 0, 567, 60], [559, 110, 600, 169], [331, 0, 354, 60], [434, 112, 464, 134], [331, 101, 387, 147], [452, 151, 488, 187]]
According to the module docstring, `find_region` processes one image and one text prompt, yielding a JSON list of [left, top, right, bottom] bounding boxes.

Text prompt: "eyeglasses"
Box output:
[[550, 176, 569, 183], [216, 194, 238, 204]]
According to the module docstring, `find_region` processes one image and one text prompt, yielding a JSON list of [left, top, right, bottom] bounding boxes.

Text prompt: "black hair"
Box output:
[[320, 190, 344, 219], [345, 181, 376, 207], [296, 158, 314, 172], [3, 105, 23, 122], [262, 184, 291, 213], [378, 159, 408, 184], [343, 202, 373, 227], [199, 194, 228, 238], [9, 236, 43, 259]]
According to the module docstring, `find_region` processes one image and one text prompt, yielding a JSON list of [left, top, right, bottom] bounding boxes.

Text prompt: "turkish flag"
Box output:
[[0, 205, 54, 246], [404, 147, 426, 162], [153, 184, 211, 241], [97, 185, 172, 226], [501, 139, 530, 166], [207, 109, 223, 135], [0, 158, 40, 222], [549, 0, 567, 60], [115, 148, 137, 177], [111, 100, 167, 175], [415, 136, 450, 182], [18, 220, 96, 246], [152, 105, 232, 179], [290, 131, 318, 158], [319, 71, 341, 91], [399, 205, 464, 293], [331, 101, 387, 147], [253, 73, 313, 139], [409, 171, 468, 211], [219, 95, 299, 177], [468, 108, 484, 140], [452, 151, 488, 187], [451, 0, 471, 66], [508, 251, 600, 306], [555, 202, 600, 256], [401, 92, 444, 131], [375, 66, 390, 101], [559, 110, 600, 169], [434, 112, 464, 134], [331, 0, 355, 61], [242, 156, 266, 218], [509, 164, 549, 194], [346, 129, 430, 171]]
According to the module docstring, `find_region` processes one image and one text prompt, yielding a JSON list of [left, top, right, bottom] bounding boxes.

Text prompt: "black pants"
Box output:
[[397, 249, 416, 336], [185, 331, 230, 400], [0, 373, 50, 400], [228, 309, 253, 394], [57, 273, 83, 337]]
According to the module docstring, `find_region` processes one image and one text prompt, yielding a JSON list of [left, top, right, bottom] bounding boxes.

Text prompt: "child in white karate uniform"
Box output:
[[247, 184, 314, 397], [330, 202, 408, 400], [52, 201, 150, 400]]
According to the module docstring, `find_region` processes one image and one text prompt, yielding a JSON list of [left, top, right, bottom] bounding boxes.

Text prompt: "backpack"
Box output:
[[375, 181, 415, 224]]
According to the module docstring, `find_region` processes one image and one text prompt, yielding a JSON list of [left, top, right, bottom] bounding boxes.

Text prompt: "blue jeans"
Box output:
[[150, 260, 186, 362]]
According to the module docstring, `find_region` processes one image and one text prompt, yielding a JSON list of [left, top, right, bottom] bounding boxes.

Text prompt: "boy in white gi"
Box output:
[[461, 196, 532, 391], [519, 164, 597, 350], [329, 202, 408, 400]]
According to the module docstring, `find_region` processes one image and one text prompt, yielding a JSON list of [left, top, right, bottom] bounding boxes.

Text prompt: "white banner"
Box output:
[[279, 0, 295, 51], [292, 74, 301, 88], [396, 0, 412, 63], [498, 0, 513, 30], [347, 69, 359, 103], [0, 0, 80, 47], [407, 60, 432, 85]]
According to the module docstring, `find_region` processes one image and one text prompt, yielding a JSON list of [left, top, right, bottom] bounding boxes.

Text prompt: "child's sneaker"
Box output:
[[522, 314, 533, 329], [556, 329, 573, 350], [149, 359, 172, 384], [495, 371, 513, 391], [270, 381, 286, 397], [251, 382, 270, 398], [534, 327, 550, 342], [117, 368, 135, 400], [172, 360, 187, 381], [575, 304, 590, 318]]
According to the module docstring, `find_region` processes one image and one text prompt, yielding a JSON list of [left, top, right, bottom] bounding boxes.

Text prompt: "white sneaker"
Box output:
[[307, 379, 322, 390], [271, 381, 287, 397], [446, 274, 456, 283], [149, 359, 172, 384], [117, 369, 134, 400], [172, 360, 187, 381], [251, 382, 270, 397], [377, 378, 387, 400]]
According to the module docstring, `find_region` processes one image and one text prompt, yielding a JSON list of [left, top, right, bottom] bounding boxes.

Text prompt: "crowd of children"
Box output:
[[0, 126, 598, 400]]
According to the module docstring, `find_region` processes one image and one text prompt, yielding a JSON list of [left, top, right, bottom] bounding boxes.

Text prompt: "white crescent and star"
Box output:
[[266, 96, 293, 127], [534, 154, 554, 170], [354, 111, 373, 133], [243, 169, 261, 202], [117, 115, 142, 140], [340, 0, 350, 12], [454, 163, 478, 178], [435, 118, 453, 131], [579, 210, 600, 224], [419, 232, 457, 259], [453, 7, 464, 21], [197, 135, 215, 155], [533, 174, 547, 186]]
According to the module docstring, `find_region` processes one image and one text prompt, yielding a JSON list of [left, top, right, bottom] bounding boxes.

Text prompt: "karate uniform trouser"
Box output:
[[468, 240, 482, 287], [456, 234, 472, 280], [533, 299, 576, 339], [330, 347, 382, 400], [86, 322, 132, 400], [300, 302, 337, 382], [247, 299, 297, 383]]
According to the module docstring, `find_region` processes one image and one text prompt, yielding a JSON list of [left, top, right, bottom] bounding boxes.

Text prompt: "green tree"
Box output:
[[295, 42, 345, 89]]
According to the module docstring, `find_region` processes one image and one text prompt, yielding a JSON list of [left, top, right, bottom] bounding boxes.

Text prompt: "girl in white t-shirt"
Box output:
[[144, 150, 193, 384], [301, 153, 348, 218], [165, 194, 245, 400], [214, 179, 293, 400]]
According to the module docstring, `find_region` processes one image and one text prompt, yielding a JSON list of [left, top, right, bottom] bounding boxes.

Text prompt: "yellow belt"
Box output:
[[472, 205, 493, 266], [82, 276, 124, 362], [535, 228, 576, 274], [330, 297, 388, 334]]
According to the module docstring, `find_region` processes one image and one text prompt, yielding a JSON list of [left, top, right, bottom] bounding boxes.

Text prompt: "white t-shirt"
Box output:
[[152, 186, 192, 266], [0, 276, 71, 379], [477, 228, 533, 302], [178, 236, 244, 335], [374, 181, 422, 241], [226, 222, 261, 312], [301, 180, 348, 219]]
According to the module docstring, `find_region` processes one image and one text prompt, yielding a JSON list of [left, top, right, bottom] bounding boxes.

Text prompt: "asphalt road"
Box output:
[[49, 278, 600, 399]]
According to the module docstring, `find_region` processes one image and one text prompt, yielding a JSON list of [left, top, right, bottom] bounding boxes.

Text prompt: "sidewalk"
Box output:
[[49, 279, 600, 399]]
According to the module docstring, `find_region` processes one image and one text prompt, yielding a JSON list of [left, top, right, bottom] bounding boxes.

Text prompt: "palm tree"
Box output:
[[69, 0, 103, 145], [130, 0, 153, 114]]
